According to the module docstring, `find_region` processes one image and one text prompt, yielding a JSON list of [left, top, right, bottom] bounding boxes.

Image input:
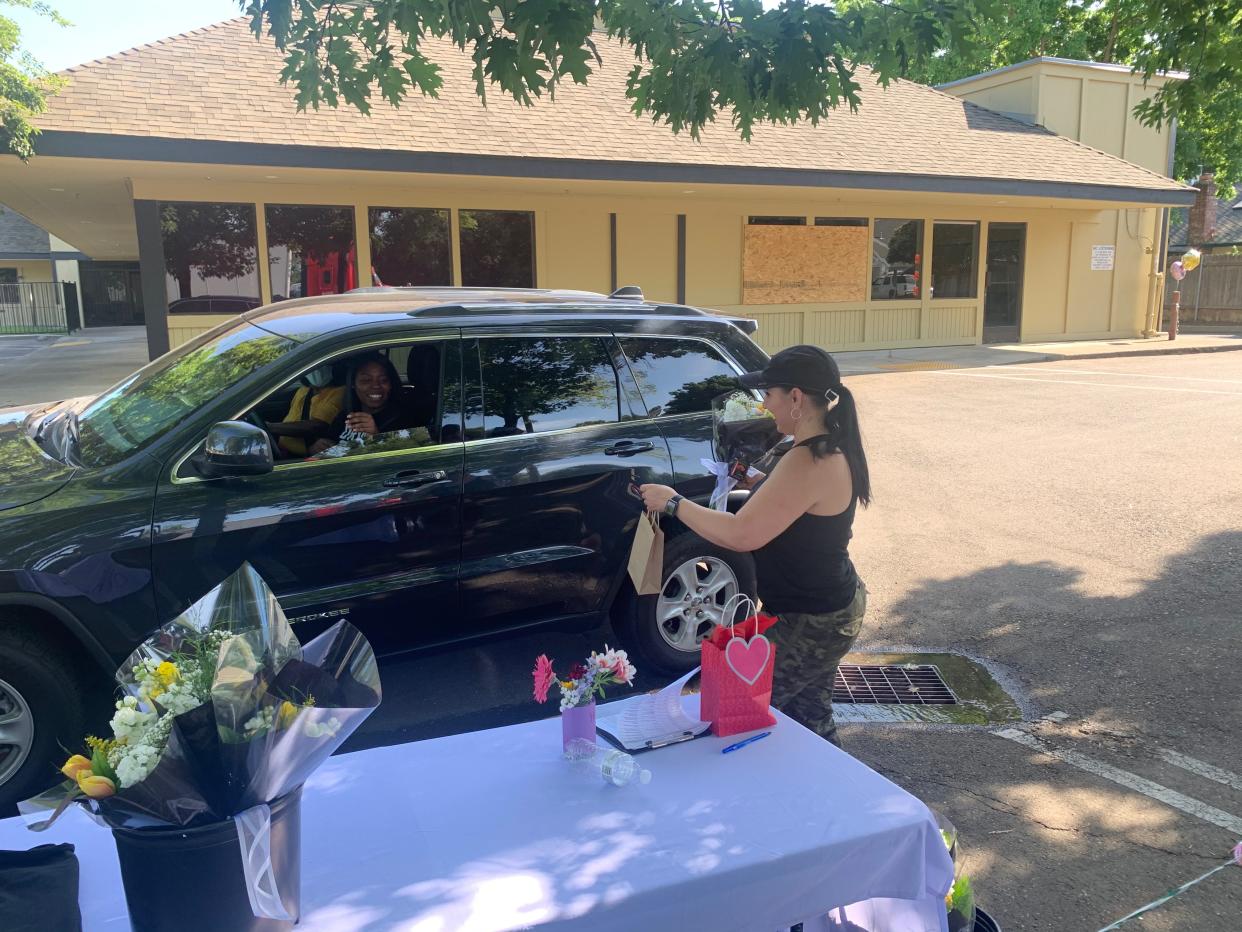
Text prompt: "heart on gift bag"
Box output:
[[724, 634, 772, 686]]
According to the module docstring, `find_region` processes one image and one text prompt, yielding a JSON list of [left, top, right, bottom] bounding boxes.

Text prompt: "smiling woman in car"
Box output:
[[640, 345, 871, 747], [308, 353, 409, 455]]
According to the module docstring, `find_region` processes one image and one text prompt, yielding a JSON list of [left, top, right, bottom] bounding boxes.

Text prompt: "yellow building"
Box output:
[[0, 20, 1192, 358]]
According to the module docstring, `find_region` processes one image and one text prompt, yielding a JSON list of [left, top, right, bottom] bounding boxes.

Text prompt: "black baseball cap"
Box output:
[[738, 345, 842, 396]]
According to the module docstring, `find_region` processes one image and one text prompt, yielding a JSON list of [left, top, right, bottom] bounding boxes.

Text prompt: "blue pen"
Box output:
[[721, 731, 771, 754]]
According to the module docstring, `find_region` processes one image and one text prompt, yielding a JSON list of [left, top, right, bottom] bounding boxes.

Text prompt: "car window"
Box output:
[[618, 337, 741, 417], [465, 337, 620, 437], [239, 338, 460, 467], [78, 322, 297, 468]]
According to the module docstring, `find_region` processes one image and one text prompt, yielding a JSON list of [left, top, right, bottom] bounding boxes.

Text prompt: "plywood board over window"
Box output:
[[743, 226, 868, 304]]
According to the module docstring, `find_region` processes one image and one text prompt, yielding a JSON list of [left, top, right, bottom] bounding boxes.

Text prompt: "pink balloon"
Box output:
[[1170, 260, 1186, 281]]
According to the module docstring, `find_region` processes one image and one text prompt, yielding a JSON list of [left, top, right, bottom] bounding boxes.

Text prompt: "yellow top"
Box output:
[[278, 385, 346, 457]]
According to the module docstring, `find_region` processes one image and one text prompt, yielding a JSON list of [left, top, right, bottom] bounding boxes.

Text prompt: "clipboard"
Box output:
[[594, 666, 710, 754], [595, 721, 711, 754]]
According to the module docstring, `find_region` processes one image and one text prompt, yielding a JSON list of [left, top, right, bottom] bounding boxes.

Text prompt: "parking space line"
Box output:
[[993, 727, 1242, 835], [1026, 367, 1242, 385], [934, 370, 1242, 397], [1158, 748, 1242, 792]]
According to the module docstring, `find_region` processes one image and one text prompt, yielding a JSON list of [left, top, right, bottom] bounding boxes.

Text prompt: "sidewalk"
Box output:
[[835, 332, 1242, 375]]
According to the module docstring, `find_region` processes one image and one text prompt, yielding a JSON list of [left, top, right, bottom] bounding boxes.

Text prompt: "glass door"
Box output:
[[983, 223, 1025, 344]]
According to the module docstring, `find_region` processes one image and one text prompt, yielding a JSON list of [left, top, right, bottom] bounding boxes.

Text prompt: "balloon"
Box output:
[[1169, 260, 1186, 281], [1182, 248, 1202, 272]]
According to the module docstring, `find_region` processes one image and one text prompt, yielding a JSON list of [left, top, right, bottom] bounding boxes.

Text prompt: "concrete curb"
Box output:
[[1044, 341, 1242, 362]]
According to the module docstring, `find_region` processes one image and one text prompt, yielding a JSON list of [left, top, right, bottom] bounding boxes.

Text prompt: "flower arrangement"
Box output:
[[21, 564, 382, 928], [533, 645, 637, 711]]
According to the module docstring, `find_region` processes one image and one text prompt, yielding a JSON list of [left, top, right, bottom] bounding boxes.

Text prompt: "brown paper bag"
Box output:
[[627, 512, 664, 595]]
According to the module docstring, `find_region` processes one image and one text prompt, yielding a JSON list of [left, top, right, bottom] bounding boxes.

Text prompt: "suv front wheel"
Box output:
[[616, 531, 758, 674]]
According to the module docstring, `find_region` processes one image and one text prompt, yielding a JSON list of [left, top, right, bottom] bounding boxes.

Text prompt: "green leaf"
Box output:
[[90, 745, 119, 786]]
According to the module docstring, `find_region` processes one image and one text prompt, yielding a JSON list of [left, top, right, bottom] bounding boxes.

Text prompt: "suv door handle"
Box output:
[[604, 440, 655, 457], [383, 469, 447, 488]]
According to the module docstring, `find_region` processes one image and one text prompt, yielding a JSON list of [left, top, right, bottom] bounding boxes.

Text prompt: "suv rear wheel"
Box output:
[[617, 531, 757, 674]]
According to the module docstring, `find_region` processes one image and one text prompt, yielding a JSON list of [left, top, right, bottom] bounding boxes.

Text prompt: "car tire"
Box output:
[[0, 623, 101, 812], [616, 530, 757, 675]]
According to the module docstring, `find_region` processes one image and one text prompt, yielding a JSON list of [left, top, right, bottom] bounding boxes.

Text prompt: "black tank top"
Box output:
[[752, 436, 859, 614]]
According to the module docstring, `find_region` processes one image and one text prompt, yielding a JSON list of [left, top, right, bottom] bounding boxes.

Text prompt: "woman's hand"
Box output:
[[344, 411, 378, 436], [639, 483, 677, 514]]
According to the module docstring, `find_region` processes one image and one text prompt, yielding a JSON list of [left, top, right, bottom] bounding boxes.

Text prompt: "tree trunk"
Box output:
[[175, 264, 194, 302], [1103, 11, 1121, 62]]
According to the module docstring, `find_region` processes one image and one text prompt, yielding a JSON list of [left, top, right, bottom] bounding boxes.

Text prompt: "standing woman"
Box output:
[[640, 345, 870, 747]]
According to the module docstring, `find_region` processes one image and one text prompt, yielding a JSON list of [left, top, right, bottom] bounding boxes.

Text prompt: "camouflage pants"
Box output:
[[768, 582, 866, 747]]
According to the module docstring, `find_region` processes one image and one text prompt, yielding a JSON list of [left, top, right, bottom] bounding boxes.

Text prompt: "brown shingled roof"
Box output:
[[35, 17, 1187, 198]]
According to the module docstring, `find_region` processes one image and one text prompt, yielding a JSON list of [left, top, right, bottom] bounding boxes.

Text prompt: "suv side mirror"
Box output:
[[201, 421, 273, 478]]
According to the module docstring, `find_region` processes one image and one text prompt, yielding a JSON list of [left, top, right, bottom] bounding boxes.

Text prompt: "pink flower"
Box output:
[[1233, 842, 1242, 866], [532, 654, 556, 704]]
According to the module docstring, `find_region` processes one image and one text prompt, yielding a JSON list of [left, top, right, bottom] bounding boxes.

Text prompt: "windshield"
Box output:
[[75, 322, 297, 467]]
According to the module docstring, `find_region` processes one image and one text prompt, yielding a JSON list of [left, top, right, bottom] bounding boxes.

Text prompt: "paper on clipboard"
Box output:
[[596, 666, 710, 752]]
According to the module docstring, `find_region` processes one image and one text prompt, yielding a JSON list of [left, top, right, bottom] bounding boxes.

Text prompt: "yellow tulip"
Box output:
[[60, 754, 92, 781], [77, 772, 117, 799], [276, 700, 299, 729]]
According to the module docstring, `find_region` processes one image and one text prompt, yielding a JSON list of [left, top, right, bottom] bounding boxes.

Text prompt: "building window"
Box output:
[[814, 217, 868, 227], [369, 207, 452, 287], [265, 204, 357, 302], [619, 337, 740, 417], [459, 210, 535, 288], [748, 216, 806, 225], [872, 219, 923, 300], [466, 337, 619, 437], [159, 202, 261, 314], [0, 268, 16, 284], [931, 221, 980, 299]]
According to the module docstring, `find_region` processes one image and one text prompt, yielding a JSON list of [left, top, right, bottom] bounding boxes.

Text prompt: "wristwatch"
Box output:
[[664, 494, 684, 517]]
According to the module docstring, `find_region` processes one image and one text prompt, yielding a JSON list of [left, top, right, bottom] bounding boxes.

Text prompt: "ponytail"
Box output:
[[802, 384, 872, 507]]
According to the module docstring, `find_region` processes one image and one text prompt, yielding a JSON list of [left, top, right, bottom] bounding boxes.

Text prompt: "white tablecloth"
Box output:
[[0, 698, 952, 932]]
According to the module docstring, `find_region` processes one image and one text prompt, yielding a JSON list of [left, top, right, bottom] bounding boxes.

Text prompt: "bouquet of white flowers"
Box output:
[[21, 564, 381, 931]]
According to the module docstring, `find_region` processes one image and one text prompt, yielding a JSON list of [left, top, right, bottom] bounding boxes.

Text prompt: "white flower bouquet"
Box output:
[[21, 564, 381, 930]]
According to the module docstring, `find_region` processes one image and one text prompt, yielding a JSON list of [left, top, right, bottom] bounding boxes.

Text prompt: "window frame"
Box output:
[[457, 209, 537, 289], [263, 202, 360, 302], [159, 200, 263, 311], [930, 220, 982, 301], [461, 331, 634, 445], [170, 331, 463, 484], [368, 205, 453, 288], [614, 333, 750, 421], [871, 218, 926, 302]]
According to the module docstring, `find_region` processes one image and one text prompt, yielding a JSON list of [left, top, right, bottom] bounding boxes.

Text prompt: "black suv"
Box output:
[[0, 287, 768, 806]]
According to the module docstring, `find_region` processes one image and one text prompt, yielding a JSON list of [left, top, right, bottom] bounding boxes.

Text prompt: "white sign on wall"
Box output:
[[1090, 245, 1116, 271]]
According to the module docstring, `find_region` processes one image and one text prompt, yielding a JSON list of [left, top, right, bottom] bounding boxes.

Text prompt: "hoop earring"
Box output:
[[791, 406, 802, 421]]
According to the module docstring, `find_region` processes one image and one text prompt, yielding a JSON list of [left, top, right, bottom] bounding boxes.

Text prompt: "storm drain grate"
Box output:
[[832, 664, 958, 705]]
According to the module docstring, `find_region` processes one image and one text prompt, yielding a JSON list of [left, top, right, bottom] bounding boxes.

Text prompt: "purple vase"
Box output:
[[561, 701, 597, 753]]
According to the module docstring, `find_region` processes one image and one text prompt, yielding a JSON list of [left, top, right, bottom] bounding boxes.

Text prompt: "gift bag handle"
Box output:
[[720, 592, 758, 639]]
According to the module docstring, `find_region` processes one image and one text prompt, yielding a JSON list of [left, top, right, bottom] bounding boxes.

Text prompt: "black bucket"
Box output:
[[111, 788, 301, 932], [974, 907, 1002, 932]]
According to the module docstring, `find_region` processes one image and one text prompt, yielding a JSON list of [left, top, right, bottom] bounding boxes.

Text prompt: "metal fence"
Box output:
[[1165, 254, 1242, 324], [0, 281, 75, 334]]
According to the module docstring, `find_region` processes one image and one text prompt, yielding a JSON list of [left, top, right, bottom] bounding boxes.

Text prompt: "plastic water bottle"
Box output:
[[565, 740, 652, 787]]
